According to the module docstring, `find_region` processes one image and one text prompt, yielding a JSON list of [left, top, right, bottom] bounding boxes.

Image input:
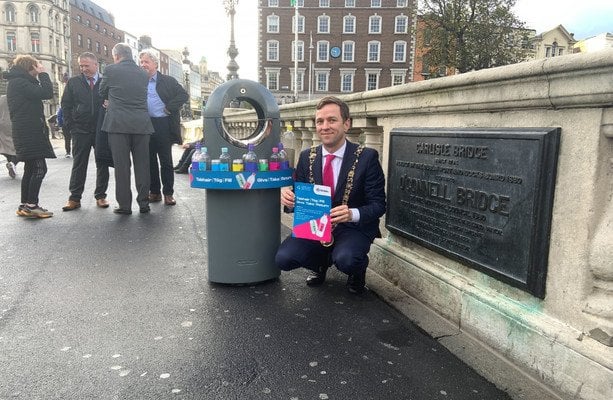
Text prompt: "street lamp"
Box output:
[[223, 0, 240, 81], [182, 46, 193, 120]]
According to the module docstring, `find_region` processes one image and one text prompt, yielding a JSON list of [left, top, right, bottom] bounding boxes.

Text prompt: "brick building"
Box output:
[[68, 0, 122, 74], [259, 0, 416, 103]]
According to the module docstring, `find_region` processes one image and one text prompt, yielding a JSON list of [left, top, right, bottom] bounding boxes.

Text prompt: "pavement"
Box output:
[[0, 139, 514, 400]]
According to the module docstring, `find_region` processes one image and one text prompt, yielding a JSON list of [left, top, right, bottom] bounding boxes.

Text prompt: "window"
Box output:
[[87, 38, 92, 50], [95, 24, 99, 31], [31, 32, 41, 53], [267, 40, 279, 61], [289, 69, 304, 92], [366, 72, 379, 90], [77, 33, 83, 47], [96, 41, 101, 53], [343, 16, 356, 34], [268, 0, 279, 6], [6, 32, 17, 51], [391, 69, 406, 85], [345, 0, 356, 7], [340, 70, 355, 92], [395, 15, 408, 33], [5, 4, 16, 22], [371, 0, 381, 7], [342, 41, 354, 62], [397, 0, 408, 6], [293, 15, 305, 33], [77, 15, 82, 23], [315, 71, 329, 91], [291, 41, 304, 62], [317, 41, 329, 62], [319, 0, 330, 6], [318, 15, 330, 34], [104, 45, 109, 56], [393, 41, 407, 62], [367, 41, 380, 62], [267, 15, 279, 33], [266, 69, 280, 91], [369, 15, 382, 33], [86, 19, 91, 28], [28, 5, 40, 23]]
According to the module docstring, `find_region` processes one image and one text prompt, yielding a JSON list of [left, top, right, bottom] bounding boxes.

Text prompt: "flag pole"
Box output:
[[293, 0, 299, 102]]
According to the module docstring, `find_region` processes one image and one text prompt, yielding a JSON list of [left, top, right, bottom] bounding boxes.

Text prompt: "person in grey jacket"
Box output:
[[0, 94, 18, 179], [5, 55, 55, 218], [99, 43, 154, 215]]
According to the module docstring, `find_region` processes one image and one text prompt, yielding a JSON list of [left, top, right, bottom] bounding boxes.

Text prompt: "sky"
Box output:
[[94, 0, 613, 81]]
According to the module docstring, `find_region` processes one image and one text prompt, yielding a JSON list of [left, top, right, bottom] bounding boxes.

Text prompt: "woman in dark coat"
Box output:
[[5, 54, 55, 218]]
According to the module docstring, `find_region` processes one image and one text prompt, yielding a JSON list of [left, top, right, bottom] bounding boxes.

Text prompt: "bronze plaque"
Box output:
[[386, 128, 560, 298]]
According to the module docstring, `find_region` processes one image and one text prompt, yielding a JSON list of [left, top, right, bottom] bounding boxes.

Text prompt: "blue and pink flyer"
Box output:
[[292, 183, 332, 242]]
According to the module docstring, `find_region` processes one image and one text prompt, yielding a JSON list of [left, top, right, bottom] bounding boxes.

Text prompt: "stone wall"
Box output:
[[184, 49, 613, 399]]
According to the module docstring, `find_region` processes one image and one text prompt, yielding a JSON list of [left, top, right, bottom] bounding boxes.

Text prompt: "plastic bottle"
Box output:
[[191, 143, 202, 172], [277, 142, 289, 170], [243, 143, 258, 172], [232, 158, 244, 172], [199, 146, 211, 171], [269, 147, 280, 171], [219, 147, 231, 171]]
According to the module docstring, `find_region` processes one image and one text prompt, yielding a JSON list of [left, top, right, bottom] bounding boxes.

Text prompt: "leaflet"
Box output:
[[292, 183, 332, 242]]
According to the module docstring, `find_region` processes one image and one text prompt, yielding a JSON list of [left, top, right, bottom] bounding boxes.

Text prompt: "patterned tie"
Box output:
[[323, 154, 335, 198], [88, 77, 94, 90]]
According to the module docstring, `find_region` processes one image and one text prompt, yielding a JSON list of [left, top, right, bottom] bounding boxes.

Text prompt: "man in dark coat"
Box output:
[[61, 52, 111, 211], [99, 43, 154, 215], [275, 96, 386, 294], [5, 55, 55, 218], [139, 49, 188, 206]]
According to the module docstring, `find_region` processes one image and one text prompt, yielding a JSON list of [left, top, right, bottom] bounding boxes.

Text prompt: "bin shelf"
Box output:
[[190, 169, 294, 190]]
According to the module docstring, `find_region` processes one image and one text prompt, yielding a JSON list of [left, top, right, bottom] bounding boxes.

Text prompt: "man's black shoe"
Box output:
[[140, 205, 151, 214], [113, 207, 132, 215], [174, 169, 188, 174], [347, 271, 367, 294], [306, 266, 328, 286]]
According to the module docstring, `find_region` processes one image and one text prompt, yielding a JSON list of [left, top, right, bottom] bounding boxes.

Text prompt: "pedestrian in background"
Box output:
[[139, 49, 188, 206], [174, 137, 205, 174], [99, 43, 154, 215], [5, 55, 55, 218], [61, 52, 111, 211], [0, 94, 18, 179], [57, 107, 71, 157]]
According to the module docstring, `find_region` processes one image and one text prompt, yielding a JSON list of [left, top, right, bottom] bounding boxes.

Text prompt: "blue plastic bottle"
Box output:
[[191, 143, 202, 172], [219, 147, 231, 171], [243, 143, 258, 172]]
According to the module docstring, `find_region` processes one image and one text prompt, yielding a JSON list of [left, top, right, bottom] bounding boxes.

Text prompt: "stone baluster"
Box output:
[[583, 109, 613, 347]]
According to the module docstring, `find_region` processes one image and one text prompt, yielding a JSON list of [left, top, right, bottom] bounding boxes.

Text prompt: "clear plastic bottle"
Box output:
[[191, 143, 202, 172], [243, 143, 258, 172], [269, 147, 280, 171], [219, 147, 231, 171], [277, 142, 289, 170], [199, 146, 211, 171]]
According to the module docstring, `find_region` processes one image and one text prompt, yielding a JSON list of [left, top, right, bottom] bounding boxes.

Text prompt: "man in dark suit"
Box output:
[[275, 96, 386, 294], [61, 52, 110, 211], [99, 43, 154, 215], [139, 50, 188, 206]]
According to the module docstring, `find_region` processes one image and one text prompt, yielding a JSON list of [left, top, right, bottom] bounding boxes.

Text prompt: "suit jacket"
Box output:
[[99, 59, 153, 135], [294, 140, 386, 241], [154, 72, 188, 144], [61, 74, 103, 135]]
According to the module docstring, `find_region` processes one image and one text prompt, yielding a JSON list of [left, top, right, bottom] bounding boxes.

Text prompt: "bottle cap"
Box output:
[[272, 147, 278, 152]]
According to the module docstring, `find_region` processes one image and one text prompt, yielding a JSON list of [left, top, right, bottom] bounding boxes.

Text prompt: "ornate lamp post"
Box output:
[[182, 47, 193, 120], [223, 0, 240, 81]]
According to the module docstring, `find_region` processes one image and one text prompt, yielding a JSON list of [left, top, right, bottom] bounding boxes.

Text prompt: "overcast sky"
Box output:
[[94, 0, 612, 81]]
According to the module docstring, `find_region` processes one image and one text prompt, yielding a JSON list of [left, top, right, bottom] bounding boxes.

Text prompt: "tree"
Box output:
[[420, 0, 529, 74]]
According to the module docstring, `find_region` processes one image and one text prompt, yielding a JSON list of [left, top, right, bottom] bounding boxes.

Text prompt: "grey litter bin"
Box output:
[[197, 79, 289, 284]]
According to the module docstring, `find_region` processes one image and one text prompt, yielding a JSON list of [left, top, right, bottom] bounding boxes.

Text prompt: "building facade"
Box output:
[[528, 24, 576, 60], [0, 0, 70, 114], [68, 0, 121, 74], [259, 0, 416, 103]]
